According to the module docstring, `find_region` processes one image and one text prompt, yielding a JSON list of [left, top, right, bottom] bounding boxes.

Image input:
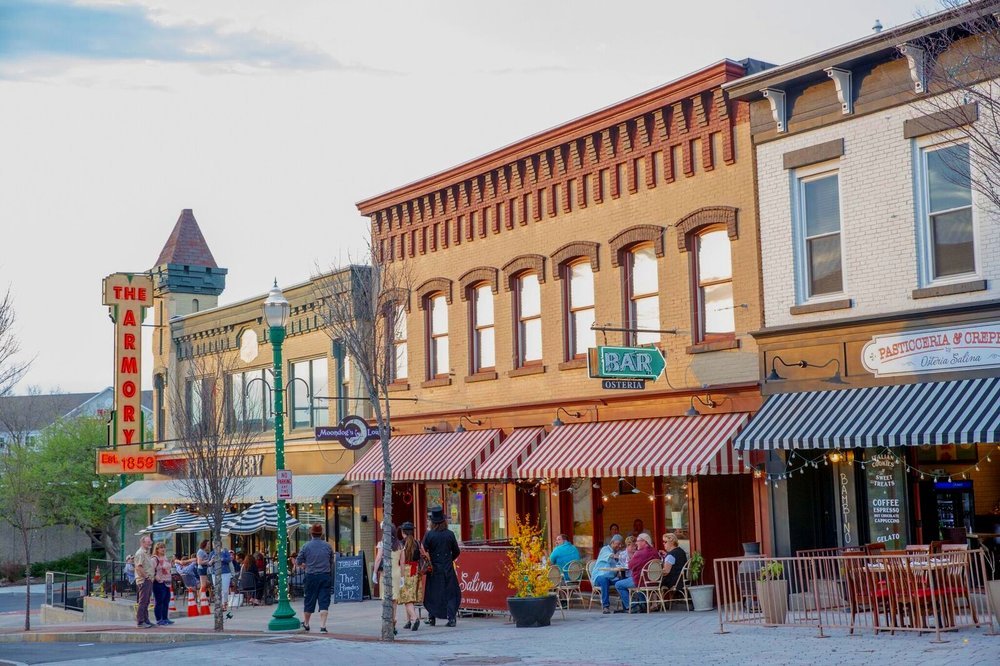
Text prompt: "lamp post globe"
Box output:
[[264, 281, 300, 632]]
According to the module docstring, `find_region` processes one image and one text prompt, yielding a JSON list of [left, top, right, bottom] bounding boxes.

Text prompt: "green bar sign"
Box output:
[[588, 346, 665, 380]]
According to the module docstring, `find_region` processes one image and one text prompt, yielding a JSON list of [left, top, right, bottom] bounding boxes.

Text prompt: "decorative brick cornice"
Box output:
[[608, 225, 666, 267], [458, 267, 500, 301], [550, 241, 600, 280], [415, 277, 453, 309], [675, 206, 739, 252], [501, 254, 547, 291]]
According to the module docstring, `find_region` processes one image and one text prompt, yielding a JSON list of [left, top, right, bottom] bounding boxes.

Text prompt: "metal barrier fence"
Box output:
[[714, 550, 999, 641], [45, 571, 88, 611], [86, 559, 135, 602]]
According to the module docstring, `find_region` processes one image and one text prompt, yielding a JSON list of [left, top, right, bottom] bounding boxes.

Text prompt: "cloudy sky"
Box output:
[[1, 0, 930, 394]]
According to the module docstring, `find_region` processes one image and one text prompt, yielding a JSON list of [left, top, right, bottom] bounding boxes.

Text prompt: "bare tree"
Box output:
[[0, 288, 29, 398], [910, 1, 1000, 212], [167, 350, 259, 631], [314, 253, 411, 641]]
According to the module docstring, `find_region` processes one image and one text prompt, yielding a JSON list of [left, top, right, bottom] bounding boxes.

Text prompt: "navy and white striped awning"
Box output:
[[138, 508, 199, 535], [222, 502, 300, 535], [173, 512, 240, 534], [734, 377, 1000, 451]]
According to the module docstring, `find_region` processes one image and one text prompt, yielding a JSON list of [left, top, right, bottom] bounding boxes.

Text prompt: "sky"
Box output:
[[0, 0, 933, 394]]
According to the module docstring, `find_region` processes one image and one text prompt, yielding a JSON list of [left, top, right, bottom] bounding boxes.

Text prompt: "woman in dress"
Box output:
[[374, 523, 404, 635], [151, 542, 175, 625], [421, 506, 461, 627], [397, 521, 424, 631]]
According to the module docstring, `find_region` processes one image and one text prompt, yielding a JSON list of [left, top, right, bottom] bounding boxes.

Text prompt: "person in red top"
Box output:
[[614, 532, 658, 613]]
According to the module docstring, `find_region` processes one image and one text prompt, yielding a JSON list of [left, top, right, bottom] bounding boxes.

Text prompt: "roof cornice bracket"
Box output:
[[762, 88, 787, 133], [825, 67, 853, 115], [897, 43, 927, 94]]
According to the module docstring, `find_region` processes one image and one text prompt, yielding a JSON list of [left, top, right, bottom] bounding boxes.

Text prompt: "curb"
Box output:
[[0, 632, 254, 644]]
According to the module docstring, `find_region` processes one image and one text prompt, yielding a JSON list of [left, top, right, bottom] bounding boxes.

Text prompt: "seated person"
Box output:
[[590, 534, 624, 613], [619, 536, 637, 568], [124, 555, 136, 586], [614, 533, 658, 613], [659, 533, 688, 590], [549, 534, 581, 580], [606, 523, 620, 544]]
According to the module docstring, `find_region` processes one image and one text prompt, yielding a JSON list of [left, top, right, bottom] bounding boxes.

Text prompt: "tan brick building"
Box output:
[[350, 60, 772, 578]]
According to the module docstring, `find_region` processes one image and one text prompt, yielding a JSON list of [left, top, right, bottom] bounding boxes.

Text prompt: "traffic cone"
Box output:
[[186, 590, 198, 617], [169, 589, 177, 615], [199, 591, 211, 615]]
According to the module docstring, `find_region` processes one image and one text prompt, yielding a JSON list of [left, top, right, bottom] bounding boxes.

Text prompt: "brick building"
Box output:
[[726, 5, 1000, 556], [349, 59, 772, 576]]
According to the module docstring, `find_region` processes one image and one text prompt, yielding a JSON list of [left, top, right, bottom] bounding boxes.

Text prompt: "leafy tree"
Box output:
[[0, 432, 44, 630]]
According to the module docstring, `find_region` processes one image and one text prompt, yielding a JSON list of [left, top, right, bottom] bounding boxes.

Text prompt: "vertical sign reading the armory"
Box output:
[[103, 273, 153, 448]]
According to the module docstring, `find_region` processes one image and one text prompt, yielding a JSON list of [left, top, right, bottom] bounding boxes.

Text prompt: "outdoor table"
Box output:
[[864, 558, 968, 630]]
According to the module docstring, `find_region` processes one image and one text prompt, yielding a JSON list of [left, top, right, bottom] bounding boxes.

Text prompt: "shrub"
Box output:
[[0, 561, 24, 583], [27, 549, 103, 578], [505, 516, 555, 598]]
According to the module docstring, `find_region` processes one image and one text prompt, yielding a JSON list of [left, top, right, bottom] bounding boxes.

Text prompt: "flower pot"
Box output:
[[507, 594, 558, 628], [689, 584, 714, 611], [756, 579, 788, 625]]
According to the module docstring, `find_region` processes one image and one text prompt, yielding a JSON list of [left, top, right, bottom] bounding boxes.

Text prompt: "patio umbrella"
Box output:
[[137, 508, 199, 535], [172, 511, 240, 533], [222, 501, 300, 535]]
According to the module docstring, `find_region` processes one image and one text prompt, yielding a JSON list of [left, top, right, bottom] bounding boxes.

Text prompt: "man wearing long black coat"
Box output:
[[421, 506, 462, 626]]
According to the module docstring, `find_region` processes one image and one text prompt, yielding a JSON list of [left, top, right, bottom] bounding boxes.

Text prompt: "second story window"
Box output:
[[565, 261, 595, 359], [798, 170, 843, 298], [921, 142, 974, 280], [427, 294, 449, 378], [472, 284, 495, 372], [694, 229, 735, 340], [391, 304, 408, 381], [626, 245, 659, 345], [186, 378, 204, 428], [290, 358, 328, 429], [516, 273, 542, 366], [227, 368, 273, 432]]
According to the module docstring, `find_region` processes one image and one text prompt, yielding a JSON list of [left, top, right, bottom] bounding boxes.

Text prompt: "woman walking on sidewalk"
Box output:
[[421, 507, 461, 627], [151, 542, 174, 625], [397, 522, 424, 631]]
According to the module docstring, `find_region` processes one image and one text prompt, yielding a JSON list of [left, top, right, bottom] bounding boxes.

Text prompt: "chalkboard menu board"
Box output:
[[864, 450, 907, 549], [333, 552, 370, 603]]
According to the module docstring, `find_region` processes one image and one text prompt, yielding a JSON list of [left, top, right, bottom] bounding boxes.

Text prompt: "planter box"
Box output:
[[756, 579, 788, 625], [507, 594, 557, 628], [689, 584, 714, 611]]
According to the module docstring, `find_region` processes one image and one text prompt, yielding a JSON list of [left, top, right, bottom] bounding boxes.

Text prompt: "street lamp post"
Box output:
[[263, 281, 300, 632]]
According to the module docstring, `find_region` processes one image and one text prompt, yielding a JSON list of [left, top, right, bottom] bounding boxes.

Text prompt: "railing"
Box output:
[[86, 559, 136, 602], [714, 549, 999, 641], [45, 571, 88, 611]]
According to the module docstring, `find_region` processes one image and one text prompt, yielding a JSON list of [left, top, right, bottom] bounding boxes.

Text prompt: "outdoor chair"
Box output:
[[585, 560, 601, 610], [662, 559, 691, 611], [843, 551, 877, 634], [546, 566, 567, 620], [628, 559, 665, 613]]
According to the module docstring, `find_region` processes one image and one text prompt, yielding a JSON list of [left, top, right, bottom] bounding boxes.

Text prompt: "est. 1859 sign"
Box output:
[[316, 415, 379, 450], [96, 444, 157, 474]]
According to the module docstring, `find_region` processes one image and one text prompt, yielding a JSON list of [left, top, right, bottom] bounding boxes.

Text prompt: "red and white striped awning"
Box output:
[[344, 429, 500, 482], [475, 428, 546, 480], [517, 414, 749, 479]]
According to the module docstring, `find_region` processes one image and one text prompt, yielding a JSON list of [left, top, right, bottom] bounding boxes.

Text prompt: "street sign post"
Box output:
[[276, 470, 293, 501], [588, 346, 665, 380]]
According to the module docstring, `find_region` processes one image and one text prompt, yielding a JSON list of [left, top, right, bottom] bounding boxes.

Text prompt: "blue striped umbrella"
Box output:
[[222, 502, 300, 535], [137, 508, 199, 535], [173, 511, 240, 533]]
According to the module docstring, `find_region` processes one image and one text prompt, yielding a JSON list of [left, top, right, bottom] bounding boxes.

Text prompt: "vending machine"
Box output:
[[933, 480, 975, 541]]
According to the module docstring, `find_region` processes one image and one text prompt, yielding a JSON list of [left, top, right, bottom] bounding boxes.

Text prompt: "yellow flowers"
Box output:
[[505, 515, 555, 598]]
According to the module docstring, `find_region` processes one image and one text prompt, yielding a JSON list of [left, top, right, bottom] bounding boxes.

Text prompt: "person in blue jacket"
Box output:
[[549, 533, 581, 580]]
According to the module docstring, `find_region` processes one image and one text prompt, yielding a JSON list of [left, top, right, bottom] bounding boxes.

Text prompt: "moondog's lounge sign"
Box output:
[[103, 273, 153, 451], [861, 322, 1000, 377]]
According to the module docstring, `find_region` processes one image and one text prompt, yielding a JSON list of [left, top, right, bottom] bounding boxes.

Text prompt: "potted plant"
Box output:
[[505, 516, 557, 627], [687, 551, 714, 611], [755, 561, 788, 625]]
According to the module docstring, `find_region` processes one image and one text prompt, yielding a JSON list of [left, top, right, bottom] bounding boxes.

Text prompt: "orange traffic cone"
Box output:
[[186, 590, 198, 617], [199, 592, 211, 616], [169, 589, 177, 615]]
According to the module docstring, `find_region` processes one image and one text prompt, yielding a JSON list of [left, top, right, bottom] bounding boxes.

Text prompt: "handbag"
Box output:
[[418, 544, 433, 575]]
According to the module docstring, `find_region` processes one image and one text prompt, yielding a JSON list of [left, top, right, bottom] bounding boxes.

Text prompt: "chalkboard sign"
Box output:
[[333, 552, 370, 603]]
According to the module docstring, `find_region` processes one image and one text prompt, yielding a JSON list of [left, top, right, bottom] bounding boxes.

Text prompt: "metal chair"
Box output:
[[628, 560, 665, 613], [662, 559, 691, 611], [550, 560, 585, 610], [585, 560, 602, 610], [546, 566, 566, 620]]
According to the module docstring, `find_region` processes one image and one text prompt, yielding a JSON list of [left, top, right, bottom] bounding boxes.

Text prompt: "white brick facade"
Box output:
[[756, 96, 1000, 329]]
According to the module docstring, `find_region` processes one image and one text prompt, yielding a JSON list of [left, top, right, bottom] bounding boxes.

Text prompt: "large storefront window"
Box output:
[[295, 504, 325, 551], [326, 496, 354, 554], [489, 485, 506, 539], [468, 483, 486, 541], [863, 449, 909, 549], [663, 477, 689, 535], [571, 478, 593, 553]]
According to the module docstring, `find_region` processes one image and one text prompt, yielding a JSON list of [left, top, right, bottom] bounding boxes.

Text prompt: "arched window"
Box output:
[[191, 298, 200, 313], [426, 294, 449, 378], [565, 261, 595, 359], [515, 273, 542, 367], [626, 245, 659, 345], [471, 284, 495, 372], [694, 229, 734, 341]]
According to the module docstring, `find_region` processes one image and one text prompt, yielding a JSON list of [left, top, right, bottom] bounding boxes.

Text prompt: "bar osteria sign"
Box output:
[[862, 322, 1000, 377], [103, 273, 153, 448]]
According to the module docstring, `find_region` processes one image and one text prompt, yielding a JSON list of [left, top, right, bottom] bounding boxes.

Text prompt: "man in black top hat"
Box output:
[[421, 506, 462, 626]]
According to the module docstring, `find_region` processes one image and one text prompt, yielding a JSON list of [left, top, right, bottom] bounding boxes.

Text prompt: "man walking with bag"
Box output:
[[134, 535, 155, 628], [296, 523, 334, 632]]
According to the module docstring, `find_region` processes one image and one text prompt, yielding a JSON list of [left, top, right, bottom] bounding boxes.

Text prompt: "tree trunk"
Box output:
[[380, 433, 394, 641], [21, 525, 31, 631], [213, 532, 224, 631]]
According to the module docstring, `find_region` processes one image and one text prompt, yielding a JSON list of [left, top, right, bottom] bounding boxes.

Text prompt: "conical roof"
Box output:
[[154, 209, 218, 268]]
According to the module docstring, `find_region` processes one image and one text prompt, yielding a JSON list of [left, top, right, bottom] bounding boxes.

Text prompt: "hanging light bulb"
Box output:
[[648, 495, 655, 502], [975, 465, 981, 472], [666, 493, 673, 501], [602, 495, 609, 502]]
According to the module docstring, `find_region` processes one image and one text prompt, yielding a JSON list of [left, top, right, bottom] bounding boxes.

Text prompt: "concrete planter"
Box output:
[[507, 594, 557, 628], [689, 584, 714, 611], [756, 579, 788, 625]]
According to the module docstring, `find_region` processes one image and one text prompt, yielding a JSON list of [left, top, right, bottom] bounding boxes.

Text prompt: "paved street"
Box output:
[[1, 600, 996, 665]]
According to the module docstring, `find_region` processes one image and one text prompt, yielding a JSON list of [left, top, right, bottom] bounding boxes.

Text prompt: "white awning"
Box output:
[[107, 474, 345, 505]]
